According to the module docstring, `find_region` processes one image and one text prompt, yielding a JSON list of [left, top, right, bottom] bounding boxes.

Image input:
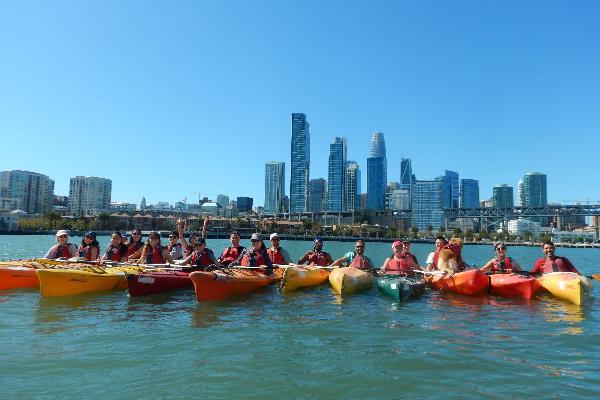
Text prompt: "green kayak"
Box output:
[[376, 275, 426, 301]]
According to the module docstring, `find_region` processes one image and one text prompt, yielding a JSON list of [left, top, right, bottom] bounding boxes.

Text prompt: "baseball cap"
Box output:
[[250, 233, 262, 241], [269, 233, 279, 240], [56, 230, 68, 237], [84, 231, 97, 238]]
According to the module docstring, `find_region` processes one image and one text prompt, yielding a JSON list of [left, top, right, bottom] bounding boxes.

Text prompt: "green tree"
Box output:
[[411, 226, 419, 239], [96, 212, 111, 230], [44, 210, 62, 230]]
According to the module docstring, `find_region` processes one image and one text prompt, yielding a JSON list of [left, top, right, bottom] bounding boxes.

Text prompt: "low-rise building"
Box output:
[[507, 218, 541, 240]]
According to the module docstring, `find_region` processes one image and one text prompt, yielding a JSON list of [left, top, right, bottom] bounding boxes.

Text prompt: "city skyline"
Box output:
[[1, 2, 599, 206]]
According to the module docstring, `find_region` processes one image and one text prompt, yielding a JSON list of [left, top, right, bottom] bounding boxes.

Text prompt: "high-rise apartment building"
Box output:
[[460, 179, 480, 208], [236, 197, 253, 213], [327, 137, 347, 211], [0, 170, 54, 214], [412, 180, 444, 230], [345, 161, 360, 212], [516, 179, 524, 207], [69, 176, 112, 216], [442, 170, 459, 209], [367, 132, 387, 210], [523, 172, 547, 207], [264, 161, 285, 213], [309, 178, 326, 212], [290, 113, 310, 212], [492, 184, 514, 208]]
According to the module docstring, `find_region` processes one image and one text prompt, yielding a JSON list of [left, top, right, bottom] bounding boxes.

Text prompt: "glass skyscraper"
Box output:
[[412, 180, 444, 230], [345, 161, 360, 212], [367, 132, 387, 210], [309, 178, 326, 212], [327, 137, 347, 211], [400, 158, 413, 189], [460, 179, 480, 208], [264, 161, 285, 213], [492, 184, 514, 208], [523, 172, 547, 207], [442, 170, 459, 209], [290, 113, 310, 212]]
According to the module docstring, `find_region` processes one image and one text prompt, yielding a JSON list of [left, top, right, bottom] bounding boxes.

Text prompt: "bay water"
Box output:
[[1, 235, 599, 399]]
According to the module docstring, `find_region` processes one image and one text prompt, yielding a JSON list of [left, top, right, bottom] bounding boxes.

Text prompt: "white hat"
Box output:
[[269, 233, 279, 240], [56, 229, 68, 237]]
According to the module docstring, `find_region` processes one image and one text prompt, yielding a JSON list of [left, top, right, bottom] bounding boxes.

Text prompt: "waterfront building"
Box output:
[[0, 212, 20, 230], [493, 184, 514, 208], [508, 218, 541, 240], [327, 137, 347, 211], [517, 179, 524, 206], [386, 189, 410, 210], [68, 176, 111, 217], [309, 178, 326, 212], [412, 180, 443, 230], [551, 228, 596, 243], [360, 193, 368, 210], [441, 170, 459, 209], [367, 132, 387, 210], [216, 194, 229, 208], [0, 170, 55, 215], [236, 197, 253, 213], [345, 161, 360, 212], [290, 113, 310, 212], [264, 161, 285, 213], [108, 201, 137, 212], [460, 179, 480, 208], [481, 198, 494, 208]]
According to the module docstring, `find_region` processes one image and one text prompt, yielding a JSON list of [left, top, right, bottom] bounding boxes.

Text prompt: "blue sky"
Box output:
[[1, 1, 599, 207]]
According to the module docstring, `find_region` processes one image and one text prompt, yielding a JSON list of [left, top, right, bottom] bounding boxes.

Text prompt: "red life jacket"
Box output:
[[386, 253, 416, 276], [191, 249, 213, 267], [184, 245, 193, 258], [267, 248, 286, 264], [127, 242, 143, 257], [77, 244, 99, 261], [432, 251, 440, 269], [48, 244, 73, 259], [145, 246, 166, 264], [349, 254, 373, 270], [534, 257, 579, 274], [306, 251, 331, 267], [219, 246, 245, 265], [105, 244, 126, 262], [241, 250, 267, 267], [491, 257, 515, 274]]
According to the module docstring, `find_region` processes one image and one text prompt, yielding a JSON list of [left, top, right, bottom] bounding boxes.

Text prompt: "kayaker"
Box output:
[[425, 235, 447, 271], [77, 231, 100, 261], [44, 230, 78, 259], [381, 240, 422, 277], [126, 228, 145, 258], [437, 237, 470, 274], [218, 230, 246, 266], [167, 230, 183, 260], [236, 233, 273, 275], [101, 232, 128, 263], [480, 242, 522, 273], [138, 231, 174, 265], [297, 237, 334, 266], [267, 233, 291, 265], [330, 239, 375, 272], [178, 238, 218, 269], [530, 241, 580, 274], [178, 217, 209, 258]]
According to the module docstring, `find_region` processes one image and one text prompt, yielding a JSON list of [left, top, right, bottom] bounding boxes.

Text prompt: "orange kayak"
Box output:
[[489, 273, 540, 299], [189, 268, 282, 301], [427, 269, 490, 296], [0, 265, 40, 290]]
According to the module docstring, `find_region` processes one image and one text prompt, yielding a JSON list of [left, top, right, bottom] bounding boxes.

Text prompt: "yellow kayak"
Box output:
[[538, 272, 593, 305], [280, 265, 330, 292], [328, 267, 374, 295]]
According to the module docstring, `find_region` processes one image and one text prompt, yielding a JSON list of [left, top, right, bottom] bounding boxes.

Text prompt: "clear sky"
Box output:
[[1, 1, 599, 207]]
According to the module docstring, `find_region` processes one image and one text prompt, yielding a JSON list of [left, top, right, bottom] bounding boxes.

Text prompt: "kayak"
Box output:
[[280, 265, 330, 292], [538, 272, 593, 305], [489, 273, 540, 299], [189, 268, 282, 301], [0, 265, 40, 290], [376, 275, 425, 301], [328, 267, 374, 295], [427, 269, 490, 296], [127, 271, 193, 296]]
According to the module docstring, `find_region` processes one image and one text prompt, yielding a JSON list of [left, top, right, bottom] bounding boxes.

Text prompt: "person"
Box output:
[[178, 238, 219, 269], [266, 233, 291, 265], [218, 231, 246, 266], [480, 242, 522, 273], [436, 237, 470, 274], [235, 233, 273, 274], [167, 230, 183, 260], [426, 235, 447, 271], [121, 233, 130, 247], [330, 239, 375, 272], [380, 240, 422, 276], [137, 231, 175, 265], [77, 231, 100, 261], [297, 237, 334, 266], [101, 232, 128, 262], [530, 240, 580, 274], [126, 229, 144, 258], [178, 217, 209, 258], [44, 230, 78, 259]]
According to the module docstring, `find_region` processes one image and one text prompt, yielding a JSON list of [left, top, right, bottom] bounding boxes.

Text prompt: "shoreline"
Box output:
[[1, 230, 599, 249]]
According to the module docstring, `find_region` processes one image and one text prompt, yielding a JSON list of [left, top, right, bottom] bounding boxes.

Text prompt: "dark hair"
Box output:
[[149, 231, 160, 239], [435, 235, 447, 243], [112, 231, 123, 238], [189, 232, 199, 240], [194, 238, 206, 246], [542, 240, 554, 247], [230, 231, 240, 236], [81, 237, 99, 248], [130, 232, 143, 244], [170, 231, 179, 237]]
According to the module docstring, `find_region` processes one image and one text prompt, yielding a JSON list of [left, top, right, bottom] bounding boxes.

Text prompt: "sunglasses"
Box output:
[[169, 236, 177, 239], [58, 235, 68, 238], [355, 245, 364, 249], [271, 238, 280, 241], [496, 247, 506, 250], [132, 233, 141, 235], [251, 239, 259, 243]]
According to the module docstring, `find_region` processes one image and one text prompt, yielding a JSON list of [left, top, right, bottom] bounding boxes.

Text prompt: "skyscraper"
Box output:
[[216, 194, 230, 208], [516, 179, 524, 207], [367, 132, 387, 210], [290, 113, 310, 212], [460, 179, 480, 208], [69, 176, 112, 216], [264, 161, 285, 213], [327, 137, 347, 211], [236, 197, 253, 213], [345, 161, 360, 212], [492, 184, 514, 208], [412, 180, 444, 230], [523, 173, 547, 207], [442, 170, 459, 208], [400, 158, 413, 190], [309, 178, 326, 212], [0, 170, 54, 214]]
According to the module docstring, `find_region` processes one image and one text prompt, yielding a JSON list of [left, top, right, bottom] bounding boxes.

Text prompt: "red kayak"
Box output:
[[489, 273, 540, 299], [189, 268, 281, 302], [427, 269, 490, 296], [127, 271, 193, 297]]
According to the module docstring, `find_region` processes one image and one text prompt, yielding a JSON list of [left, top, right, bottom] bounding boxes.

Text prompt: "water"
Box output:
[[1, 235, 600, 399]]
